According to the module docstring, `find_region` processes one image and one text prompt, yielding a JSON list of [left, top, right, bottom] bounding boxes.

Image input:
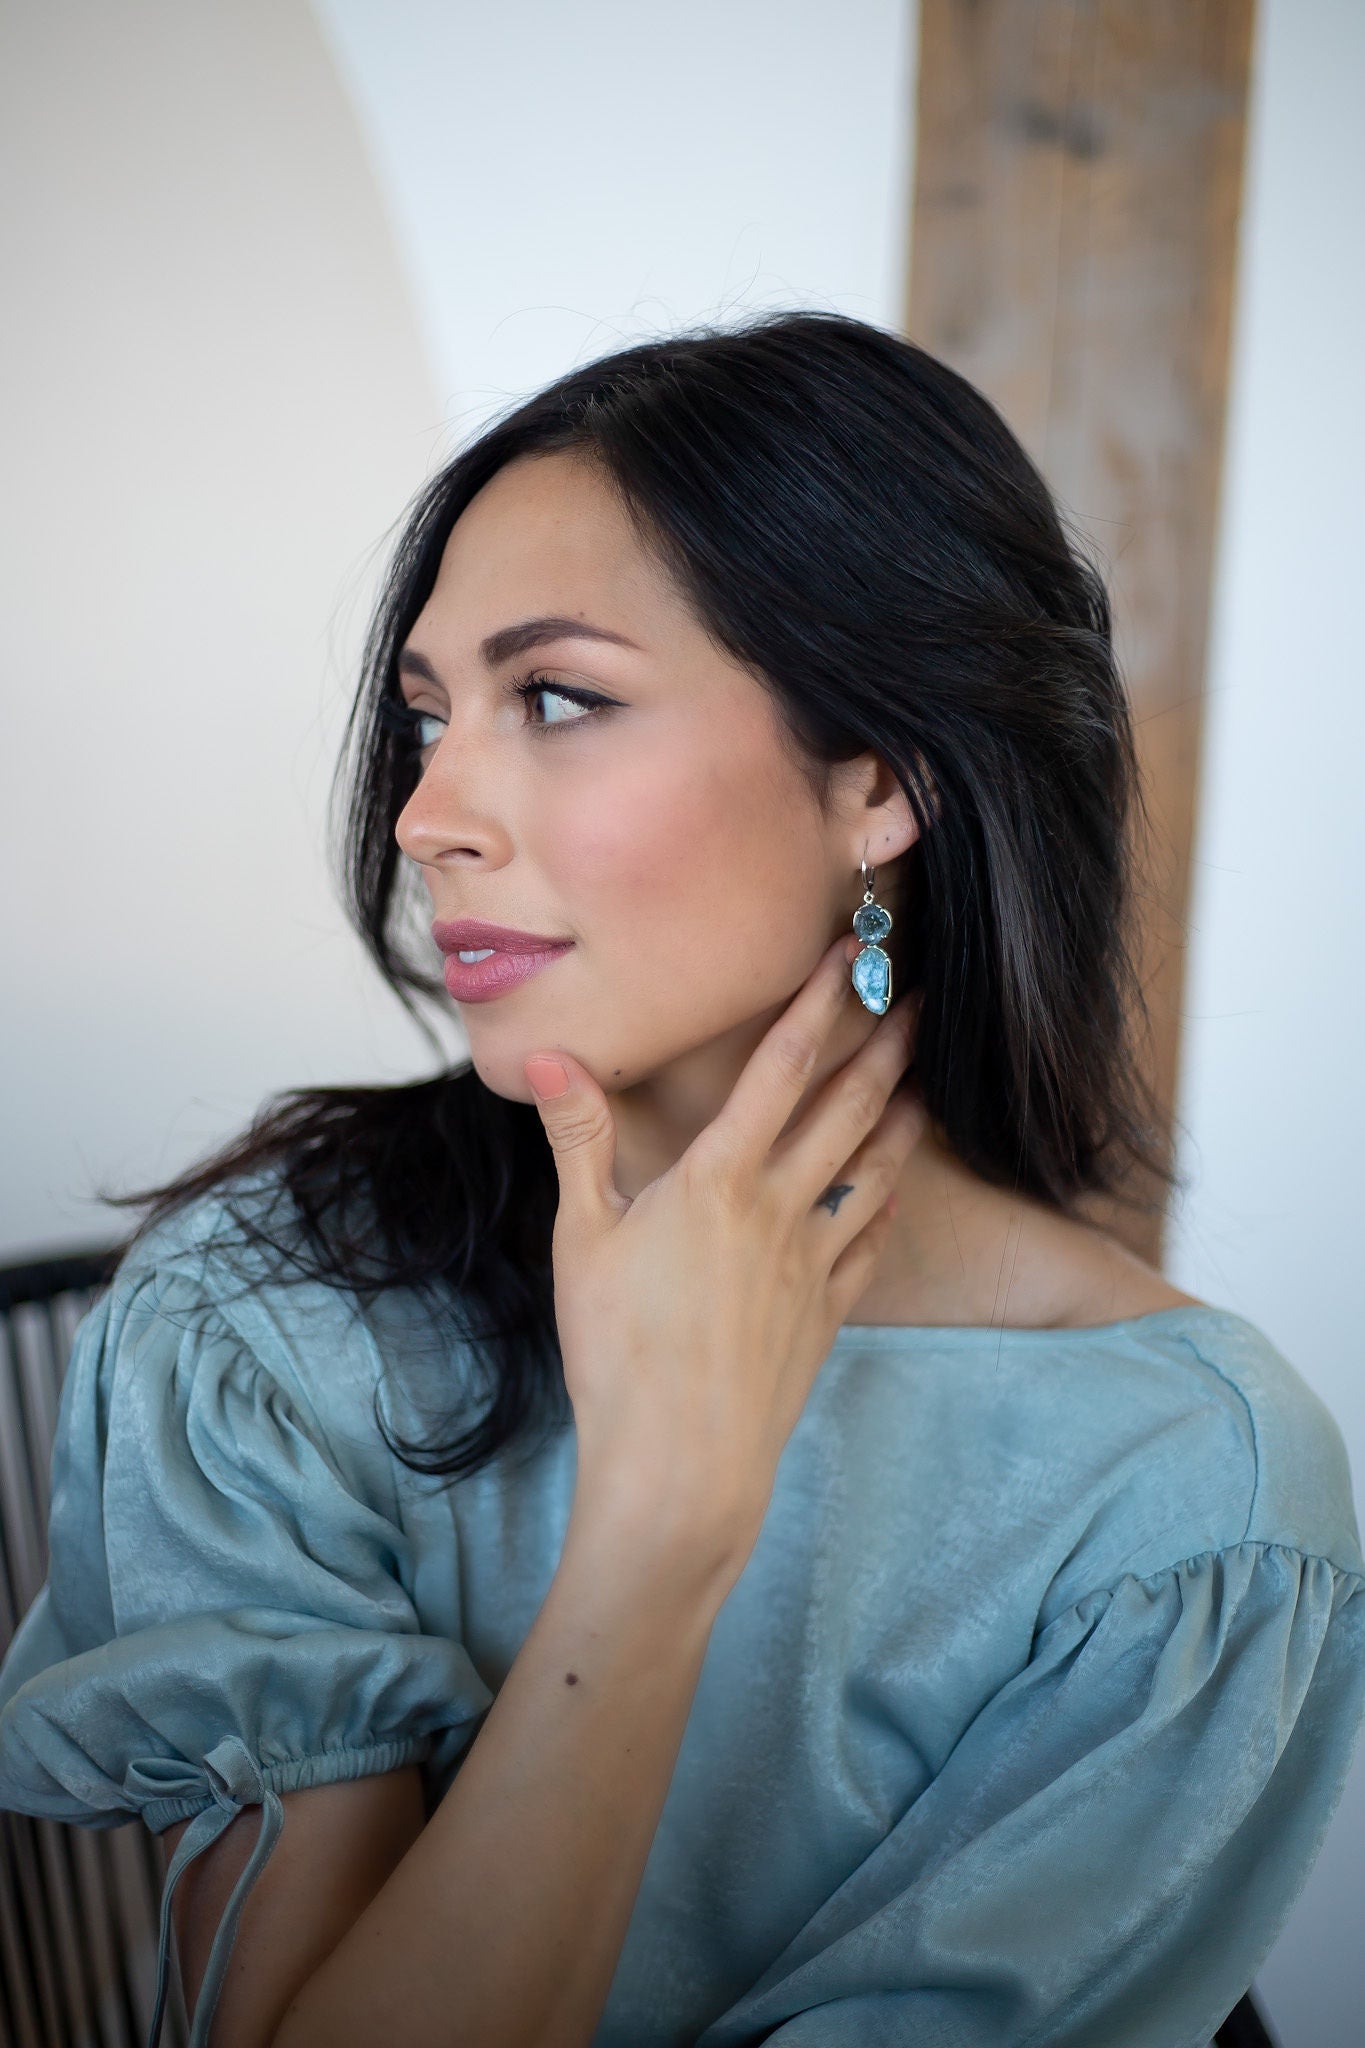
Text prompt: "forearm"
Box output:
[[273, 1497, 737, 2048]]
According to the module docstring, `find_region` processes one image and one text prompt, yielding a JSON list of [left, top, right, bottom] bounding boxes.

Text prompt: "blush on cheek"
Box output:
[[641, 784, 741, 911], [553, 790, 698, 917], [548, 708, 799, 943]]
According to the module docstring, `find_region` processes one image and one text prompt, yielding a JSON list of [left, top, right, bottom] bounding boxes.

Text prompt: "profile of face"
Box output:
[[393, 449, 921, 1191]]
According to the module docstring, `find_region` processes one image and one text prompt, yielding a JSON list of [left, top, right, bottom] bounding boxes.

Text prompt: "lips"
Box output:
[[432, 919, 574, 956], [442, 943, 573, 1003]]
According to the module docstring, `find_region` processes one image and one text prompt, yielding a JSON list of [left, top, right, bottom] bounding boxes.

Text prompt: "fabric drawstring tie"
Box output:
[[145, 1735, 285, 2048]]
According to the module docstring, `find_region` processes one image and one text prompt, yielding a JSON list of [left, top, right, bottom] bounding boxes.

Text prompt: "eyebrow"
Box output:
[[398, 615, 640, 685]]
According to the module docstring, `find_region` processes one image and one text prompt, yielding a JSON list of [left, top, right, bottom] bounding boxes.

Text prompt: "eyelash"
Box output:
[[378, 672, 613, 753]]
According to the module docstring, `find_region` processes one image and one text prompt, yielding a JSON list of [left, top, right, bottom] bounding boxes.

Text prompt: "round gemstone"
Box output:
[[853, 903, 892, 942]]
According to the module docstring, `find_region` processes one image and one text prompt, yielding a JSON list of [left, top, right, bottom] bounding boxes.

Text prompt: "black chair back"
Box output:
[[0, 1246, 191, 2048]]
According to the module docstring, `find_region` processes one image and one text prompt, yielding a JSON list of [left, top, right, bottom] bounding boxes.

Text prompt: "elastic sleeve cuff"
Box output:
[[144, 1731, 436, 2048]]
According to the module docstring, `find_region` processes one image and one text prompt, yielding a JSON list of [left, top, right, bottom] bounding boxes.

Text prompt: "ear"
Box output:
[[912, 749, 943, 828], [832, 750, 936, 872]]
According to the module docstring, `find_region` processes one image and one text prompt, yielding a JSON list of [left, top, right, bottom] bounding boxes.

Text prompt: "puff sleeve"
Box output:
[[699, 1543, 1365, 2048], [0, 1258, 496, 2048]]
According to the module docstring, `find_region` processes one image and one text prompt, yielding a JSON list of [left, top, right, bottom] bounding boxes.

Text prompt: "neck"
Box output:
[[608, 1064, 1075, 1328], [843, 1121, 1043, 1326]]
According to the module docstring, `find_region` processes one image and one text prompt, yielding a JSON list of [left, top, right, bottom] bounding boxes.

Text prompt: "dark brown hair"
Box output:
[[95, 308, 1182, 1485]]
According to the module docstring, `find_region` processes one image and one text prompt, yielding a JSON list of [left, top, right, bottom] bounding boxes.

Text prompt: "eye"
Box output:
[[510, 673, 613, 732], [378, 671, 615, 754]]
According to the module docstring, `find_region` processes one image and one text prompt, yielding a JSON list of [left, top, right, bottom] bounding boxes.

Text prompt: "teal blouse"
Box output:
[[2, 1172, 1363, 2048]]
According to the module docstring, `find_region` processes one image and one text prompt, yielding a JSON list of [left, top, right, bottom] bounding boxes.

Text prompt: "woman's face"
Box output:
[[393, 449, 916, 1165]]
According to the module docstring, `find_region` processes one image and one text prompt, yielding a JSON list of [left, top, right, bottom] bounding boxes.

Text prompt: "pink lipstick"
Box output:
[[441, 942, 574, 1003]]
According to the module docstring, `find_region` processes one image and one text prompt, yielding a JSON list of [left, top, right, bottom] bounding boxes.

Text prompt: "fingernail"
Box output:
[[526, 1057, 569, 1100]]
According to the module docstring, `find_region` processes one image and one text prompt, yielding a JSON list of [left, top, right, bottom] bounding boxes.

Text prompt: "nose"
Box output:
[[393, 732, 527, 888]]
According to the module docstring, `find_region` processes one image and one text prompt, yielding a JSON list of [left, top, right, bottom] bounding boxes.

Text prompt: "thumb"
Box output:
[[524, 1051, 624, 1229]]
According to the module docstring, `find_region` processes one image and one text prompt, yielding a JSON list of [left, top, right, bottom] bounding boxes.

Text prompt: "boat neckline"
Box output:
[[831, 1303, 1251, 1344]]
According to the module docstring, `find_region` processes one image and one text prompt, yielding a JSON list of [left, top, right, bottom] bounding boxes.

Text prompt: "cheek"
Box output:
[[539, 748, 734, 916], [539, 731, 820, 964]]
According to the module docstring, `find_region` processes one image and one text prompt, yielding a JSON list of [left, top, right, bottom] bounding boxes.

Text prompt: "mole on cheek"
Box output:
[[565, 1672, 579, 1685]]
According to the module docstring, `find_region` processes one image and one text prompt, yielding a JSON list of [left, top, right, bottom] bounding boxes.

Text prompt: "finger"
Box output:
[[770, 991, 922, 1216], [524, 1050, 629, 1234], [806, 1082, 928, 1243], [702, 932, 871, 1180], [824, 1187, 900, 1323]]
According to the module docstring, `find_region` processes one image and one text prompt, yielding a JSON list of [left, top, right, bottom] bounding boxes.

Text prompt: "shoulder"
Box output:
[[1166, 1308, 1363, 1564], [1021, 1304, 1365, 1621], [90, 1166, 434, 1497], [1018, 1205, 1206, 1328], [1006, 1216, 1361, 1568]]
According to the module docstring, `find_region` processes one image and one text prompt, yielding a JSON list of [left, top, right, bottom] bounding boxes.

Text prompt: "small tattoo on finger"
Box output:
[[817, 1182, 856, 1217]]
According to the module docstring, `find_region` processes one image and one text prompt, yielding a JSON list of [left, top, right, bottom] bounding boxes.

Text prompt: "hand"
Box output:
[[523, 934, 927, 1580]]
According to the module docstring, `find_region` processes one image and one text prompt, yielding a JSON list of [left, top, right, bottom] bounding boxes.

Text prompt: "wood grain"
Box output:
[[905, 0, 1255, 1264]]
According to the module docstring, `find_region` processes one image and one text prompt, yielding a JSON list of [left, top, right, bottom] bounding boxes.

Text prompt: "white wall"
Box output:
[[2, 0, 1360, 2037], [312, 0, 916, 452], [1163, 2, 1365, 2038], [0, 0, 445, 1254]]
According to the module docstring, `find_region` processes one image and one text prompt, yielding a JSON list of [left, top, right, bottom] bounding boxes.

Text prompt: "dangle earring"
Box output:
[[850, 854, 893, 1015]]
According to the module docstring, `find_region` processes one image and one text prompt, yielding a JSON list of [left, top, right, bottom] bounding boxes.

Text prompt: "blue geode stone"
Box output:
[[852, 943, 892, 1014], [853, 902, 892, 943]]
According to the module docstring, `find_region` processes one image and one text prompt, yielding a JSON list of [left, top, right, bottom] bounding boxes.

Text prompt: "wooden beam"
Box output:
[[906, 0, 1255, 1266]]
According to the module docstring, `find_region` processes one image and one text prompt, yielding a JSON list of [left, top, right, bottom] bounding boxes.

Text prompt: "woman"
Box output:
[[2, 309, 1361, 2048]]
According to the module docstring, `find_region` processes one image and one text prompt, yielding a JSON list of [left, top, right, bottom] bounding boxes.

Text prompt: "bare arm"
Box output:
[[272, 1492, 743, 2048]]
